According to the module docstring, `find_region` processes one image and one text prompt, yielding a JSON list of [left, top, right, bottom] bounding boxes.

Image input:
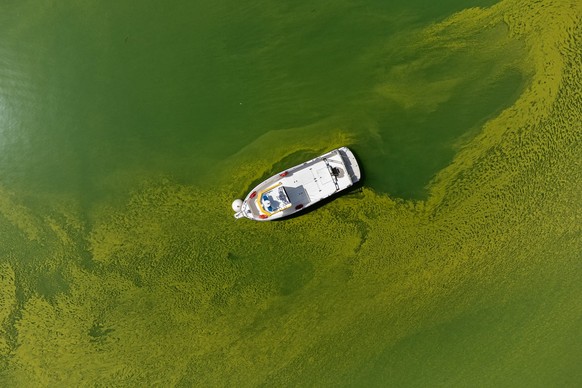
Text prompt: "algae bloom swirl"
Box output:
[[0, 0, 581, 386]]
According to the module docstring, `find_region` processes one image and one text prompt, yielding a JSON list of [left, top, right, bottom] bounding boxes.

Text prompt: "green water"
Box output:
[[1, 0, 507, 198], [1, 0, 581, 386]]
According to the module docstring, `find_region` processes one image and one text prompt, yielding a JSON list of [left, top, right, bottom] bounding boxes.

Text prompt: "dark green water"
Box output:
[[1, 0, 505, 200], [1, 0, 581, 386]]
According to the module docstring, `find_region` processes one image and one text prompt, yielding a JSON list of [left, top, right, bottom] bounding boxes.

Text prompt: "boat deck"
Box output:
[[282, 150, 354, 206], [236, 146, 360, 221]]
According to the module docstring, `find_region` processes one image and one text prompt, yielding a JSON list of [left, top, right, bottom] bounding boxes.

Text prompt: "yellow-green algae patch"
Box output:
[[1, 0, 582, 386], [0, 264, 16, 363]]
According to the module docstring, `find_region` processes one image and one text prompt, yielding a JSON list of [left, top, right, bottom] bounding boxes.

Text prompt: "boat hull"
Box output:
[[234, 147, 361, 221]]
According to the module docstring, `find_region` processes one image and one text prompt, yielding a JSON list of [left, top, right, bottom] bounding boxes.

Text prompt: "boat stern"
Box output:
[[338, 147, 361, 184]]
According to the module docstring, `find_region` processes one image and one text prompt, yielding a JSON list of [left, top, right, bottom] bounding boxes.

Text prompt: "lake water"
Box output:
[[1, 0, 581, 386]]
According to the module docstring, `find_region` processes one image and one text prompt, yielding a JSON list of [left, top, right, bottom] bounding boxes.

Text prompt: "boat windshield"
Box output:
[[259, 185, 292, 214]]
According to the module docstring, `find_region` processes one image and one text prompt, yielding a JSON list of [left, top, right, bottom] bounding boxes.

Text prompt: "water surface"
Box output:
[[0, 0, 581, 386]]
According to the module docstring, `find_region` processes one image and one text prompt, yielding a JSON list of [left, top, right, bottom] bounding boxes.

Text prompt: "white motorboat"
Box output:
[[232, 146, 361, 221]]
